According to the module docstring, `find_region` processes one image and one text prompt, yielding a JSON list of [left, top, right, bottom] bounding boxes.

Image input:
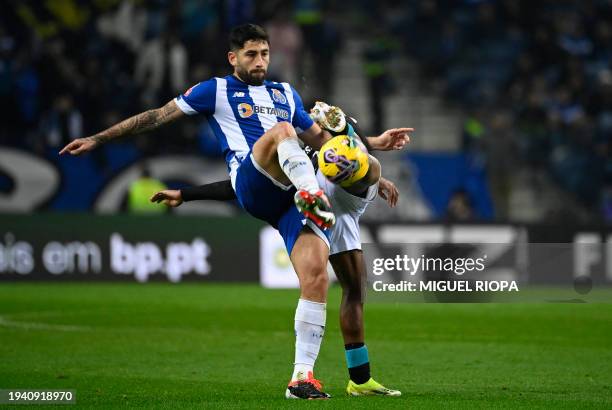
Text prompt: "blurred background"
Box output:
[[1, 0, 612, 284], [2, 0, 612, 223]]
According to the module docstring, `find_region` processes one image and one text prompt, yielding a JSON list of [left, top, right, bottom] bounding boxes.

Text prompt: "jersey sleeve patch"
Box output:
[[176, 78, 217, 115]]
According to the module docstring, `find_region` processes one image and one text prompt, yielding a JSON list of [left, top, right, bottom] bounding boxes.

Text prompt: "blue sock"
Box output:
[[345, 343, 371, 384]]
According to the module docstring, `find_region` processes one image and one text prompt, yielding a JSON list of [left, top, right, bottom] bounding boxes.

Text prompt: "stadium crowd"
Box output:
[[1, 0, 611, 221], [0, 0, 340, 159], [377, 0, 612, 220]]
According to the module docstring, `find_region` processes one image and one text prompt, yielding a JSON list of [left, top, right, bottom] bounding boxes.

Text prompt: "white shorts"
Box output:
[[316, 171, 377, 255]]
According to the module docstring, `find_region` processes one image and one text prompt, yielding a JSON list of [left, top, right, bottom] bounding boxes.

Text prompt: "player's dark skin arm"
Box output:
[[59, 100, 184, 155], [343, 155, 381, 197], [328, 114, 411, 152], [365, 129, 411, 151]]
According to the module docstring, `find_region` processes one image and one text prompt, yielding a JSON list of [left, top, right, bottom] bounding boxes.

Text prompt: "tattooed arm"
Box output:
[[59, 100, 185, 155]]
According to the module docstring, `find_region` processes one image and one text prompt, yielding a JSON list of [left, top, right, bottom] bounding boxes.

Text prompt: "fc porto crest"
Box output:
[[271, 89, 287, 104]]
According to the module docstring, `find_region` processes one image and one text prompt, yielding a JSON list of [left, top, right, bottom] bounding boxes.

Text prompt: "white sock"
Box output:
[[292, 298, 326, 381], [277, 137, 319, 192]]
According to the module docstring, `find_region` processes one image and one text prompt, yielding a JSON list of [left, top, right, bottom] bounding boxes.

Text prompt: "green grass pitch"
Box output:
[[0, 283, 611, 409]]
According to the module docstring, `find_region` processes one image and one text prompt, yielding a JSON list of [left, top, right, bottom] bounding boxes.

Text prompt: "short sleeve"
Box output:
[[175, 79, 216, 115], [290, 86, 314, 133]]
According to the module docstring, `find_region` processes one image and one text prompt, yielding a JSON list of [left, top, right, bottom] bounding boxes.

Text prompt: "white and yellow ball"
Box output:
[[318, 135, 369, 187]]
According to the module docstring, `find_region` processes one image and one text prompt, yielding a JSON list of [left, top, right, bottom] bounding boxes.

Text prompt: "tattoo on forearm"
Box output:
[[87, 101, 180, 144]]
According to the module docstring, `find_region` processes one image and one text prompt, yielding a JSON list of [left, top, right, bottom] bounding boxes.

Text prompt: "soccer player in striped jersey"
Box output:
[[60, 24, 409, 399], [151, 103, 410, 397]]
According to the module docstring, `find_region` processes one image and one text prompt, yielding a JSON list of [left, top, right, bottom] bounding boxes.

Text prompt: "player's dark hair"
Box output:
[[229, 24, 269, 50]]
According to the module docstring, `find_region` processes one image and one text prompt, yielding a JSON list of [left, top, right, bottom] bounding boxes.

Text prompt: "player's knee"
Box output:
[[342, 283, 364, 303], [271, 121, 295, 141], [301, 267, 329, 294], [337, 272, 364, 300], [311, 270, 329, 293]]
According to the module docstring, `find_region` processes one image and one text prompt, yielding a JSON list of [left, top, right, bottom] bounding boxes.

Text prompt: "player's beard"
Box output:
[[237, 66, 266, 86]]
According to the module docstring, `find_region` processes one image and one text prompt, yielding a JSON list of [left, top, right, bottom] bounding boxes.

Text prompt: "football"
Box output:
[[318, 135, 370, 187]]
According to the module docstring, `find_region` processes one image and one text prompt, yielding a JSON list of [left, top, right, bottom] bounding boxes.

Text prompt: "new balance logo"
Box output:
[[233, 92, 245, 97]]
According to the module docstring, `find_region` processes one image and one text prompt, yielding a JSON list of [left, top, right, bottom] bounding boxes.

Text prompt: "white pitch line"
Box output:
[[0, 316, 91, 332]]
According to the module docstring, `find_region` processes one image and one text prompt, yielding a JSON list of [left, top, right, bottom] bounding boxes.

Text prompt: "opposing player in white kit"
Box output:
[[151, 103, 410, 397]]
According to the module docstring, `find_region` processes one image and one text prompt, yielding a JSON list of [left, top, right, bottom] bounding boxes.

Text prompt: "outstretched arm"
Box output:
[[150, 180, 236, 207], [181, 180, 236, 202], [308, 102, 411, 152], [59, 99, 185, 155], [366, 128, 413, 151]]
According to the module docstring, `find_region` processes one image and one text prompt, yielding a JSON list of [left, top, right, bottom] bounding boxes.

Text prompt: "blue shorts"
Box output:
[[234, 153, 330, 255]]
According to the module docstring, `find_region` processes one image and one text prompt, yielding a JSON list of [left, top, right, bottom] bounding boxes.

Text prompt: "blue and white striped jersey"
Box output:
[[175, 75, 314, 187]]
